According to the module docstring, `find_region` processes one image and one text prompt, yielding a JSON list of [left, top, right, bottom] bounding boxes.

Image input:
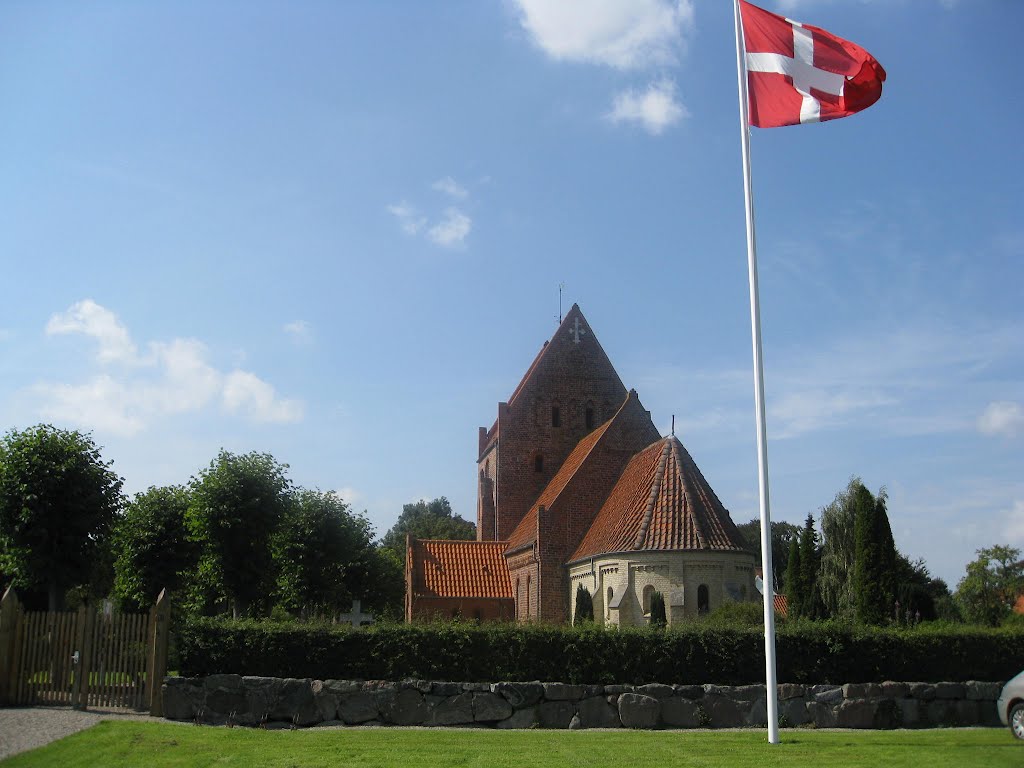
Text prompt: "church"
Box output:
[[405, 305, 756, 625]]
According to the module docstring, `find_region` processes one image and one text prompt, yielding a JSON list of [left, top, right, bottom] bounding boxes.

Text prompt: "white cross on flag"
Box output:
[[739, 0, 885, 128]]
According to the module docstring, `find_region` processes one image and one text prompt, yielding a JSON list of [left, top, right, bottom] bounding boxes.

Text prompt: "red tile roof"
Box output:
[[569, 435, 748, 562], [408, 539, 513, 599], [774, 594, 788, 617]]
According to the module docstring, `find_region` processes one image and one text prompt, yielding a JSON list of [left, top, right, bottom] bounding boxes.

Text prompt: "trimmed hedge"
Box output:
[[176, 619, 1024, 684]]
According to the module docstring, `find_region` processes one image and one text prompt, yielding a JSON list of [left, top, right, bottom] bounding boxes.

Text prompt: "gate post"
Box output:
[[146, 589, 170, 716], [70, 604, 90, 710], [0, 587, 20, 706]]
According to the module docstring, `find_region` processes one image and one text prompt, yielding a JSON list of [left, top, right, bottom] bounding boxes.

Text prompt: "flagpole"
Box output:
[[733, 0, 779, 745]]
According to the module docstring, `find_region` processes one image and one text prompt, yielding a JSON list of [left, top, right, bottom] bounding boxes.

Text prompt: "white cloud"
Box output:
[[332, 486, 362, 506], [769, 389, 897, 440], [1006, 500, 1024, 546], [978, 401, 1024, 438], [34, 300, 303, 436], [513, 0, 694, 70], [606, 79, 687, 135], [387, 202, 427, 235], [223, 371, 304, 424], [283, 320, 313, 344], [46, 299, 137, 363], [641, 323, 1024, 443], [37, 375, 145, 436], [432, 176, 468, 199], [427, 208, 472, 248]]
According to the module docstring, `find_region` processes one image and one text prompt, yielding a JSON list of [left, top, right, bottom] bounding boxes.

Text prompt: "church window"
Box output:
[[526, 576, 531, 616], [606, 587, 613, 620], [642, 584, 655, 615], [585, 407, 594, 429], [534, 454, 544, 473], [551, 406, 561, 427], [698, 585, 710, 615], [515, 578, 520, 617]]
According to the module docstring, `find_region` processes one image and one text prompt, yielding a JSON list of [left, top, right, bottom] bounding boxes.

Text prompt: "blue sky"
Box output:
[[1, 1, 1021, 589]]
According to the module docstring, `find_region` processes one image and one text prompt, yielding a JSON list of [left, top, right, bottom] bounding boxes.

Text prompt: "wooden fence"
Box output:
[[0, 587, 170, 714]]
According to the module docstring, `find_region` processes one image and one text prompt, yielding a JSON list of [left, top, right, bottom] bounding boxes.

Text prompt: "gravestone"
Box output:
[[338, 599, 373, 627]]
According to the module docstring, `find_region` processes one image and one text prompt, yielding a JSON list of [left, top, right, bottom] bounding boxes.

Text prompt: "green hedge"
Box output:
[[176, 618, 1024, 684]]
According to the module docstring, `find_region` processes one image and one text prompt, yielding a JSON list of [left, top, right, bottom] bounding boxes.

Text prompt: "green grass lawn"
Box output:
[[3, 723, 1021, 768]]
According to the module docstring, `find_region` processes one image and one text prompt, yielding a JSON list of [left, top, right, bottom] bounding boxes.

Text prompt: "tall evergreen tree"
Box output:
[[573, 583, 594, 624], [649, 591, 667, 628], [798, 513, 823, 619], [784, 536, 803, 617], [853, 484, 896, 624]]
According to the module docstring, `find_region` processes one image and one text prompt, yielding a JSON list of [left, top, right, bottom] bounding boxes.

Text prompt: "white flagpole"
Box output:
[[733, 0, 780, 744]]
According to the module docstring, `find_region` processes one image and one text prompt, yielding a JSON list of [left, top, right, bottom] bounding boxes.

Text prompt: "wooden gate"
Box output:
[[0, 587, 170, 713]]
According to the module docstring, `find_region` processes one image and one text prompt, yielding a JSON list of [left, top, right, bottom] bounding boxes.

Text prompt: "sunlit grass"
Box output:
[[2, 721, 1020, 768]]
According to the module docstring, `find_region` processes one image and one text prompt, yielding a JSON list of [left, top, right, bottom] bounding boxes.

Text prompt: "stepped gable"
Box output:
[[408, 539, 513, 599], [504, 390, 660, 555], [569, 435, 748, 563]]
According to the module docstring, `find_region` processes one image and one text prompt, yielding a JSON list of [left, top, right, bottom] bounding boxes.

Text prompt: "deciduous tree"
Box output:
[[273, 489, 388, 618], [380, 497, 475, 566], [112, 485, 196, 612], [955, 545, 1024, 626], [0, 425, 123, 610], [737, 518, 800, 591], [186, 450, 291, 618]]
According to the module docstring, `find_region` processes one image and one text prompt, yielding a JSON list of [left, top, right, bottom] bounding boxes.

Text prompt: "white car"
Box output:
[[997, 670, 1024, 740]]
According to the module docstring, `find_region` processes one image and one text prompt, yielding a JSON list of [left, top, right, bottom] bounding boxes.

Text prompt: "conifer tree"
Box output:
[[798, 513, 823, 619], [649, 591, 667, 628], [573, 583, 594, 624], [784, 536, 803, 617], [853, 484, 897, 624]]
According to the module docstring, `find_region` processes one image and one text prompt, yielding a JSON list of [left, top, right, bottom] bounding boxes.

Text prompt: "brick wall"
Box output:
[[477, 306, 628, 543]]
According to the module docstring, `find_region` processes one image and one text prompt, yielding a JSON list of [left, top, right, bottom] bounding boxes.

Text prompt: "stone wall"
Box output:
[[162, 676, 1005, 730]]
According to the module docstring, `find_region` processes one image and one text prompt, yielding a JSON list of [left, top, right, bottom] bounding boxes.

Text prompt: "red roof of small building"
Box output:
[[1014, 593, 1024, 615], [569, 435, 748, 562], [408, 539, 513, 599], [774, 594, 788, 617]]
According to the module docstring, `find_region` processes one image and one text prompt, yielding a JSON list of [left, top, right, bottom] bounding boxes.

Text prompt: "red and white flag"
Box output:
[[739, 0, 885, 128]]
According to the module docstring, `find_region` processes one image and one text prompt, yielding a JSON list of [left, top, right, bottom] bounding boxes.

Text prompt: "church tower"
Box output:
[[476, 305, 629, 542]]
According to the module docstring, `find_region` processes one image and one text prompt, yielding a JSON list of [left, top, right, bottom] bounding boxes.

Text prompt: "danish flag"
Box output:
[[739, 0, 885, 128]]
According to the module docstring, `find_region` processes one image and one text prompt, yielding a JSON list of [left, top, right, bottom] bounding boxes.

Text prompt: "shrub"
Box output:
[[702, 601, 765, 627], [174, 617, 1024, 684]]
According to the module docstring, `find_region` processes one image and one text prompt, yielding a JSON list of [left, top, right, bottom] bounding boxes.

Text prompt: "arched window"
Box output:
[[585, 401, 595, 430], [642, 584, 655, 615], [515, 578, 520, 618], [526, 576, 532, 616], [551, 406, 561, 428], [698, 584, 710, 615], [534, 454, 544, 473], [606, 586, 614, 620]]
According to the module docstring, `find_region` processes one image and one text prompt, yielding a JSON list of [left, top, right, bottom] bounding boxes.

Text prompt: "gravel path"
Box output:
[[0, 707, 169, 762]]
